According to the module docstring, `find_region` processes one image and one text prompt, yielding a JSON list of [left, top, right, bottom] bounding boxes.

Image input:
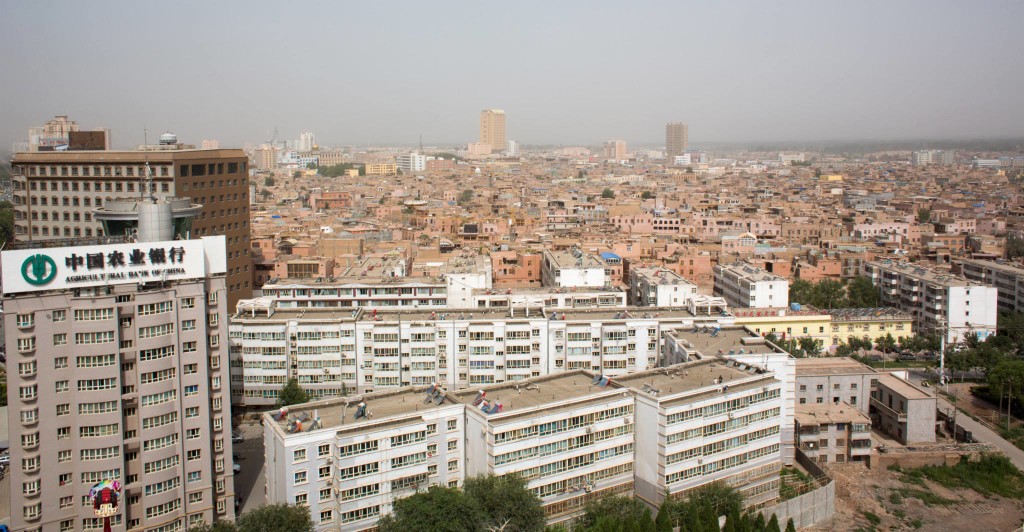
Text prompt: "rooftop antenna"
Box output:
[[141, 128, 153, 202], [419, 134, 423, 154]]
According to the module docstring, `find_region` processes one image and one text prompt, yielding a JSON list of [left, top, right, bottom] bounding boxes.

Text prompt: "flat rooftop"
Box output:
[[615, 357, 767, 398], [959, 258, 1024, 276], [795, 357, 878, 377], [826, 307, 912, 321], [632, 267, 695, 286], [266, 277, 443, 287], [868, 260, 981, 288], [472, 286, 625, 296], [546, 249, 606, 269], [270, 386, 461, 436], [451, 371, 623, 416], [795, 403, 870, 425], [667, 326, 785, 356], [548, 307, 697, 321], [876, 373, 934, 400], [719, 261, 786, 283]]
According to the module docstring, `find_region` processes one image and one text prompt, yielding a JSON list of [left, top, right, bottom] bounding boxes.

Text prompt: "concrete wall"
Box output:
[[761, 452, 834, 529]]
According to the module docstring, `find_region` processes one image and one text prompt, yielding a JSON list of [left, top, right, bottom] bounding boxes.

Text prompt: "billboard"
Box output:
[[1, 236, 226, 295]]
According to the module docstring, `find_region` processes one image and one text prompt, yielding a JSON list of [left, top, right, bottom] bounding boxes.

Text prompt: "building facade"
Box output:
[[954, 258, 1024, 313], [665, 123, 689, 161], [3, 236, 235, 531], [479, 109, 507, 155], [9, 149, 253, 308], [714, 261, 789, 309]]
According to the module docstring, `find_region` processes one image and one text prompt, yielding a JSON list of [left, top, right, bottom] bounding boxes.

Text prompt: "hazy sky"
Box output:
[[2, 1, 1022, 150]]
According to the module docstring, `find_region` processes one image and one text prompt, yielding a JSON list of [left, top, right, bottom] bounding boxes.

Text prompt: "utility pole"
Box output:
[[939, 316, 948, 389]]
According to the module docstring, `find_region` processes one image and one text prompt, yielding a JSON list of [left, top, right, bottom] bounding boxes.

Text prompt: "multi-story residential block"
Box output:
[[617, 360, 784, 510], [794, 358, 877, 412], [870, 374, 937, 444], [264, 357, 786, 530], [954, 258, 1024, 313], [825, 308, 913, 347], [862, 260, 997, 343], [264, 386, 466, 531], [629, 267, 699, 307], [603, 139, 627, 160], [454, 372, 636, 525], [542, 249, 610, 288], [659, 326, 796, 465], [713, 261, 789, 309], [229, 305, 735, 408], [911, 149, 955, 166], [364, 163, 398, 176], [2, 232, 234, 531], [794, 404, 873, 465], [9, 148, 253, 308]]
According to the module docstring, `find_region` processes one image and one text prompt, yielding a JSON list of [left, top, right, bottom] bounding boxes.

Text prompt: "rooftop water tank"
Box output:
[[159, 132, 178, 145]]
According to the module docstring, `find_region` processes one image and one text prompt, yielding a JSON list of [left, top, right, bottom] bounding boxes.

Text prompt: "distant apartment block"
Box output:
[[825, 308, 914, 347], [911, 149, 955, 166], [714, 261, 789, 309], [629, 267, 699, 307], [794, 358, 876, 412], [603, 139, 627, 160], [954, 258, 1024, 313], [665, 123, 688, 161], [396, 153, 426, 173], [542, 249, 610, 288], [364, 163, 397, 176], [479, 109, 507, 155], [862, 260, 997, 343]]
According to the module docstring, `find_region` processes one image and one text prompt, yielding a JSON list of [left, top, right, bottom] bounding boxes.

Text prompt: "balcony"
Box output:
[[870, 396, 907, 422]]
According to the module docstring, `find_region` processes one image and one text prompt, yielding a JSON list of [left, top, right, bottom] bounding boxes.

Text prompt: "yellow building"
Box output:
[[364, 162, 398, 175], [825, 308, 913, 347], [820, 174, 843, 181], [732, 307, 832, 347]]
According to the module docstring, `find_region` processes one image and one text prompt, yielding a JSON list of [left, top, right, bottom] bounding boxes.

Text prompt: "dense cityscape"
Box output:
[[2, 2, 1023, 532]]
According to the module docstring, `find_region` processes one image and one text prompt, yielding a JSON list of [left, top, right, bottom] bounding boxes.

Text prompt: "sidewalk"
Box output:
[[937, 394, 1024, 470]]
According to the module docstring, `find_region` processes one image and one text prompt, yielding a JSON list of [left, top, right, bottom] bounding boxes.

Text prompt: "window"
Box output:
[[293, 449, 307, 462], [294, 493, 308, 505], [318, 444, 330, 457], [294, 470, 307, 485], [319, 466, 330, 479], [320, 509, 334, 523], [53, 334, 68, 347], [447, 419, 458, 431], [52, 309, 66, 322], [56, 403, 70, 416]]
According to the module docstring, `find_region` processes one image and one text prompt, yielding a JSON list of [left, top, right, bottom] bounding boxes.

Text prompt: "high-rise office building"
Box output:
[[9, 148, 253, 308], [479, 109, 506, 155], [2, 199, 235, 531], [298, 132, 316, 152], [666, 122, 689, 162], [507, 139, 520, 157], [603, 139, 627, 160]]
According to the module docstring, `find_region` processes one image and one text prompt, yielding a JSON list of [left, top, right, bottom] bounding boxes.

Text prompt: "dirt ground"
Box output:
[[808, 461, 1024, 532]]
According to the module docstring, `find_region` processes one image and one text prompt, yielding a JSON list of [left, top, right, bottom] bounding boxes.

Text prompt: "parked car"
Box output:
[[231, 433, 244, 443]]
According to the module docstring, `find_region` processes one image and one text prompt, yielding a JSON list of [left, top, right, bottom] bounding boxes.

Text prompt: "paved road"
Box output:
[[232, 422, 267, 515], [905, 369, 1024, 470]]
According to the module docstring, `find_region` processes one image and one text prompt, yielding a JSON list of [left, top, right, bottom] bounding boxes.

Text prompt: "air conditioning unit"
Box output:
[[624, 416, 633, 425], [585, 426, 593, 434], [325, 457, 332, 465]]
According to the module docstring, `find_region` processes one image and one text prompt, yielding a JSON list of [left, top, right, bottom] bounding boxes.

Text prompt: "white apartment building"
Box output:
[[955, 258, 1024, 313], [661, 326, 796, 465], [229, 306, 736, 408], [264, 387, 466, 531], [617, 360, 784, 510], [714, 261, 789, 309], [630, 267, 700, 307], [395, 153, 426, 173], [863, 260, 998, 343], [542, 249, 610, 289], [265, 358, 785, 530], [453, 373, 636, 525]]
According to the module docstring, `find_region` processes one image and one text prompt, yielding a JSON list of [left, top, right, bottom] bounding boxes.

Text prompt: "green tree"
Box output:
[[277, 378, 309, 407], [917, 208, 932, 224], [292, 171, 302, 179], [263, 176, 275, 187], [875, 333, 897, 354], [458, 189, 474, 205], [601, 188, 615, 199], [845, 277, 881, 308], [579, 496, 651, 531], [654, 498, 673, 532], [785, 518, 796, 532], [766, 513, 781, 532], [789, 279, 814, 306], [641, 190, 655, 199], [377, 486, 484, 532], [753, 512, 766, 531], [193, 504, 313, 532], [1008, 235, 1024, 260], [812, 279, 847, 309], [464, 474, 545, 532], [799, 337, 822, 357], [0, 200, 14, 249]]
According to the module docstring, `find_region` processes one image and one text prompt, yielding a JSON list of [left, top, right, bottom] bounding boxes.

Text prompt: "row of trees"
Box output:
[[189, 504, 313, 532], [788, 277, 880, 309], [377, 474, 545, 531]]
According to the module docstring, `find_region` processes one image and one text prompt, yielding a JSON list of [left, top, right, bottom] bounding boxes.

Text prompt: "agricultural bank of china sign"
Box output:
[[1, 236, 226, 295]]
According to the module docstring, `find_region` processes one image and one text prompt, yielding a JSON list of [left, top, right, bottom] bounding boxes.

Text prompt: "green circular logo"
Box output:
[[21, 254, 57, 286]]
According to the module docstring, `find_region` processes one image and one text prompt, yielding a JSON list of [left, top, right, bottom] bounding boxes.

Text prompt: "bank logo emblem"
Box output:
[[21, 254, 57, 286]]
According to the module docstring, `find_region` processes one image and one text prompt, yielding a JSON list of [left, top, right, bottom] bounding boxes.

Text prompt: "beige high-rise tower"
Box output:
[[479, 109, 506, 154], [666, 122, 689, 161]]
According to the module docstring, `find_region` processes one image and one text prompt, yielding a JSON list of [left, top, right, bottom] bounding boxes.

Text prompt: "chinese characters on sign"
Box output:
[[64, 246, 186, 272]]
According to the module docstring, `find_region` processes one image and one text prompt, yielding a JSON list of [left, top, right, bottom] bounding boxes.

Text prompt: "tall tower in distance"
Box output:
[[480, 109, 506, 155], [666, 122, 689, 162]]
